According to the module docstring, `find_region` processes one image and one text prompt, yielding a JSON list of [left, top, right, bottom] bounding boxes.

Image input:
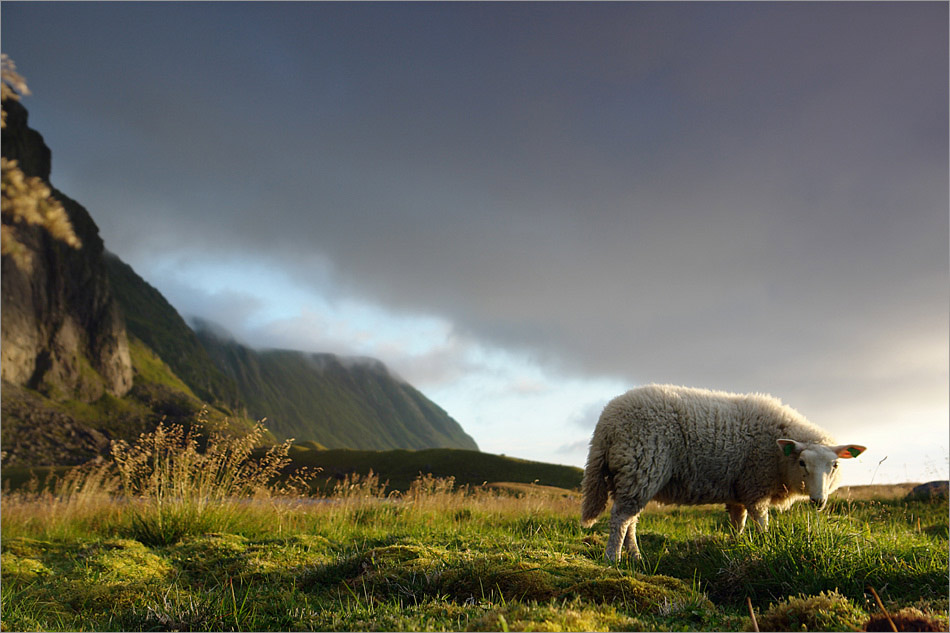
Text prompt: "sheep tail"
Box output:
[[580, 436, 610, 528]]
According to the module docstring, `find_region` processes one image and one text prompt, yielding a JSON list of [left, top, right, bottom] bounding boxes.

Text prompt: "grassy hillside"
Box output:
[[104, 253, 242, 409], [105, 252, 479, 453], [286, 445, 583, 492], [197, 328, 478, 451]]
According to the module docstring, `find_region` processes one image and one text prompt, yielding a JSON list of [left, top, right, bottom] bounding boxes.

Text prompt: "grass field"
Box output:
[[2, 424, 947, 631]]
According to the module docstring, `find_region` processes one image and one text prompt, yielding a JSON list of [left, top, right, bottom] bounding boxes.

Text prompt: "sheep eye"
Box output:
[[798, 459, 806, 468], [832, 461, 839, 469]]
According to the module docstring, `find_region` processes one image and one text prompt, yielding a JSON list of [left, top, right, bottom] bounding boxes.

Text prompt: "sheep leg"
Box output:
[[622, 515, 641, 557], [605, 454, 667, 563], [747, 504, 770, 532], [726, 503, 747, 532], [606, 504, 641, 562]]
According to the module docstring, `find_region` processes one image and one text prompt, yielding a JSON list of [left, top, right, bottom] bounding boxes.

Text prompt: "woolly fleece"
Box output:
[[580, 384, 855, 562]]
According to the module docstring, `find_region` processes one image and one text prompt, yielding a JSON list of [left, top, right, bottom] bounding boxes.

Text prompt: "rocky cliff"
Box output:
[[1, 98, 133, 402]]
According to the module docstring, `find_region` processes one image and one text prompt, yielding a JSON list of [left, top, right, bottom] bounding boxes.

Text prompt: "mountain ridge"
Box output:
[[2, 96, 478, 464], [194, 323, 478, 450]]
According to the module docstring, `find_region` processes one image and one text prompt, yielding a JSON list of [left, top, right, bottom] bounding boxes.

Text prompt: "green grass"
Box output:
[[2, 490, 946, 630], [2, 424, 947, 631], [127, 335, 199, 399], [628, 498, 949, 611]]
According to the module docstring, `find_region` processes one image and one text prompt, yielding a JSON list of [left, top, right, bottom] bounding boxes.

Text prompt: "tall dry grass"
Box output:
[[315, 469, 580, 523], [2, 415, 310, 543], [110, 416, 310, 544], [1, 418, 580, 543], [1, 462, 122, 540]]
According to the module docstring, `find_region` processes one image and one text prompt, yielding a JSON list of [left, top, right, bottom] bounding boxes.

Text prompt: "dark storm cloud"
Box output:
[[3, 2, 947, 427]]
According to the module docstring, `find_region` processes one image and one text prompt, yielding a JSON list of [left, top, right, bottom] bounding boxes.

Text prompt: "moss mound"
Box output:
[[169, 533, 334, 584], [751, 590, 867, 632], [467, 601, 638, 632], [572, 575, 695, 609], [1, 538, 57, 580], [81, 538, 172, 583], [340, 544, 708, 615], [440, 557, 561, 602], [172, 532, 251, 579], [1, 551, 52, 580]]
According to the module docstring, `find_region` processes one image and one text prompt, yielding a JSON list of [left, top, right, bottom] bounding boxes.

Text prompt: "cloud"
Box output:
[[3, 2, 946, 482], [568, 400, 610, 431], [556, 438, 590, 456]]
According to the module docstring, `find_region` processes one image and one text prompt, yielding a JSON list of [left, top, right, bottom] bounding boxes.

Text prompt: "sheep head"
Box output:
[[777, 439, 866, 510]]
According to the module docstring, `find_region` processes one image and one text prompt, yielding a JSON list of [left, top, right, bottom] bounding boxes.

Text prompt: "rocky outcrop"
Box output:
[[906, 481, 950, 502], [0, 382, 114, 465], [1, 99, 133, 401]]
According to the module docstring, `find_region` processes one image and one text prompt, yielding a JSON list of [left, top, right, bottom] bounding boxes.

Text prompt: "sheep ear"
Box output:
[[833, 444, 866, 459], [777, 439, 802, 457]]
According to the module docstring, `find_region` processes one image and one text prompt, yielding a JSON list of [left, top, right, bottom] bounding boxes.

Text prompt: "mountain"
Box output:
[[104, 251, 477, 451], [2, 96, 477, 465], [194, 322, 479, 451], [1, 95, 244, 465]]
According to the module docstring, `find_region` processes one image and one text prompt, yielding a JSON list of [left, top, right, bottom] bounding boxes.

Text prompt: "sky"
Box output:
[[3, 2, 947, 486]]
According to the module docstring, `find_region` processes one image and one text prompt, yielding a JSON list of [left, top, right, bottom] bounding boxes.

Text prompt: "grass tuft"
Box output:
[[707, 502, 950, 608], [109, 414, 306, 545]]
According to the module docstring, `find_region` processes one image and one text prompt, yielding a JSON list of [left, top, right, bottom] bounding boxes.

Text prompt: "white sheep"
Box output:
[[580, 384, 866, 562]]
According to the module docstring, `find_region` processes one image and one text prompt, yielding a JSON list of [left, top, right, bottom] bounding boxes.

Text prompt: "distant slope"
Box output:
[[196, 325, 479, 451], [285, 446, 582, 492]]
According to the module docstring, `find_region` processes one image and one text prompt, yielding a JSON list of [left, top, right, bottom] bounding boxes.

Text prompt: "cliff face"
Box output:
[[1, 99, 133, 401]]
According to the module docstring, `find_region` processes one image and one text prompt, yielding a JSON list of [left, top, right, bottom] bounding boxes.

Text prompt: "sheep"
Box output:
[[580, 384, 866, 562]]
